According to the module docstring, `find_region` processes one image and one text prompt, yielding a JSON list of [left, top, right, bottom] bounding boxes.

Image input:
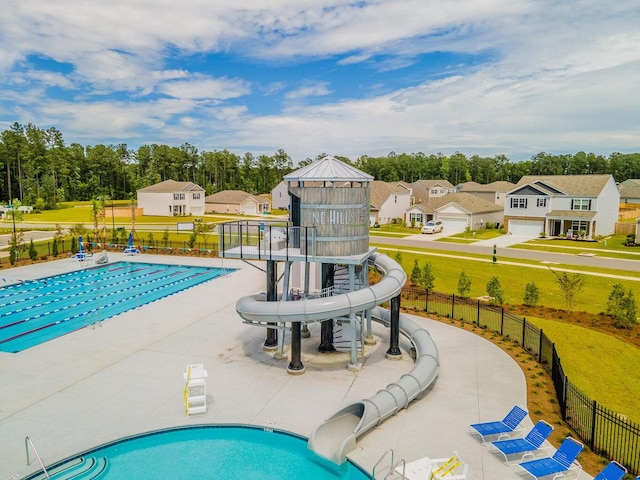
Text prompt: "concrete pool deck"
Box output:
[[0, 253, 595, 479]]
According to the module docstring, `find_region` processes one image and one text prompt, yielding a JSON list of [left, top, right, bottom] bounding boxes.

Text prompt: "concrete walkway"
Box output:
[[0, 254, 595, 479]]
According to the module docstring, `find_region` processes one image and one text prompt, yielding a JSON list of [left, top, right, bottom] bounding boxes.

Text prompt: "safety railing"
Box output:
[[25, 436, 51, 480]]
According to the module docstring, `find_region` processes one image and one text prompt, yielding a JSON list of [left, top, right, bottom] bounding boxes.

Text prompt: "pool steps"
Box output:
[[28, 456, 108, 480]]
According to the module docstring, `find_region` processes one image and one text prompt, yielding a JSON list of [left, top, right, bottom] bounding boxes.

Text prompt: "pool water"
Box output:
[[24, 425, 370, 480], [0, 262, 234, 353]]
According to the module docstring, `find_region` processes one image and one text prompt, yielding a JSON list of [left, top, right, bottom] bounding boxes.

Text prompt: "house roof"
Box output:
[[620, 185, 640, 199], [138, 180, 204, 193], [284, 156, 373, 183], [459, 181, 516, 193], [412, 192, 502, 214], [547, 210, 597, 220], [410, 179, 456, 203], [204, 190, 265, 204], [369, 181, 410, 208], [513, 175, 612, 196], [620, 179, 640, 187]]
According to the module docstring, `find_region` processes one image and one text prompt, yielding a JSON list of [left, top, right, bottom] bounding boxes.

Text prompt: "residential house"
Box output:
[[619, 179, 640, 205], [457, 181, 516, 206], [271, 181, 290, 210], [410, 179, 455, 205], [504, 174, 619, 238], [406, 193, 503, 233], [137, 180, 205, 217], [205, 190, 271, 215], [369, 181, 412, 226]]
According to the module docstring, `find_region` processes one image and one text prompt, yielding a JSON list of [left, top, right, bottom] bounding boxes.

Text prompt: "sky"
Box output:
[[1, 0, 639, 164]]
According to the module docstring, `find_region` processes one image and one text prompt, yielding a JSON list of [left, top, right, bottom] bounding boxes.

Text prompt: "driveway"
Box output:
[[474, 234, 538, 248]]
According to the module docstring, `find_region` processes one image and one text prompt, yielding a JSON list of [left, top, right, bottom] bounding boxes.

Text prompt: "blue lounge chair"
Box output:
[[470, 405, 527, 442], [519, 437, 583, 480], [593, 461, 626, 480], [490, 420, 553, 465]]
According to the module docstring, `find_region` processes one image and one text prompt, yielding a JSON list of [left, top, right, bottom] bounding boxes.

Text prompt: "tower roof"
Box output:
[[284, 156, 373, 183]]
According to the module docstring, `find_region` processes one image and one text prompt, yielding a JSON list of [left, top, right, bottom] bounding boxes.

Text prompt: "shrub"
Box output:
[[410, 259, 422, 285], [486, 276, 504, 305], [28, 239, 38, 261], [523, 282, 540, 306], [607, 283, 638, 328], [422, 262, 435, 292], [457, 270, 472, 297]]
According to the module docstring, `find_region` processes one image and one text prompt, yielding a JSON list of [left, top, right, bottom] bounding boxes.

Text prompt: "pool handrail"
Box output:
[[25, 436, 51, 480]]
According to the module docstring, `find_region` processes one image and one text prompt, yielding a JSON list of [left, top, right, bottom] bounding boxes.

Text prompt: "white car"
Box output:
[[421, 220, 444, 234]]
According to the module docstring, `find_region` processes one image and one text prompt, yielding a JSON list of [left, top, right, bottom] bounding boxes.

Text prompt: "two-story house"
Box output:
[[271, 181, 290, 210], [137, 180, 205, 217], [369, 181, 412, 226], [410, 179, 455, 205], [504, 174, 619, 238]]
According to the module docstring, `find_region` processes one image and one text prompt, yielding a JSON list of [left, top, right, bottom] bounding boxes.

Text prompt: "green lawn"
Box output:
[[374, 244, 640, 315], [527, 316, 640, 423]]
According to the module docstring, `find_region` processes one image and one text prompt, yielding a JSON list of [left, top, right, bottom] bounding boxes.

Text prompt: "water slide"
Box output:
[[307, 307, 439, 464], [235, 252, 440, 464], [235, 253, 406, 324]]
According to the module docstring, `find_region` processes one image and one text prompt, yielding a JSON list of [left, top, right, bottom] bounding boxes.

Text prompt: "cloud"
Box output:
[[284, 81, 332, 100], [0, 0, 638, 163], [158, 75, 251, 100]]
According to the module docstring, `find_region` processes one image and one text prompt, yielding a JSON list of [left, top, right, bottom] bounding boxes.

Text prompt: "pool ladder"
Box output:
[[25, 436, 51, 479], [372, 449, 406, 479]]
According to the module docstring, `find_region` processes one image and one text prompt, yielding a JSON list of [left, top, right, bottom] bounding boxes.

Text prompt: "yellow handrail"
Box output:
[[183, 366, 191, 416], [429, 455, 461, 480]]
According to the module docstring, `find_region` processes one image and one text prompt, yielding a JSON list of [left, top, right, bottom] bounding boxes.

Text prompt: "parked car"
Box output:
[[421, 220, 444, 234]]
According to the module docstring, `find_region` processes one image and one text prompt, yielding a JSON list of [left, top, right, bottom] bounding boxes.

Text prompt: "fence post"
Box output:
[[425, 289, 428, 313], [477, 299, 480, 325], [500, 308, 504, 335], [590, 399, 597, 451], [522, 317, 526, 347], [451, 293, 455, 319], [538, 328, 543, 362]]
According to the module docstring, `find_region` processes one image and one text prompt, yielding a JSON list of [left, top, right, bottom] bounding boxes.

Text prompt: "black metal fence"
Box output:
[[401, 286, 640, 475]]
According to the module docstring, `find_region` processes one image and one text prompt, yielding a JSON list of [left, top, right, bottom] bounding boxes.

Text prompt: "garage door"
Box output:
[[439, 217, 468, 234], [242, 205, 257, 215], [509, 219, 544, 237]]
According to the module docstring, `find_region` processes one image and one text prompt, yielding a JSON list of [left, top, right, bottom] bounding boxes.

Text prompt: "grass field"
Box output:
[[527, 316, 640, 423], [374, 244, 640, 315]]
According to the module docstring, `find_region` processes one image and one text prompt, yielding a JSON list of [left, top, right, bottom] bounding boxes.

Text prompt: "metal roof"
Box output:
[[284, 156, 373, 183]]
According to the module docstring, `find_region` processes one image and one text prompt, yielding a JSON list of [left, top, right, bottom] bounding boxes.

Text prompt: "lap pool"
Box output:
[[23, 425, 370, 480], [0, 261, 235, 353]]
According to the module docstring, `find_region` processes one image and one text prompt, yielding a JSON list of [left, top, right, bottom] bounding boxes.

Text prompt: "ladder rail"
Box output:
[[372, 448, 394, 479], [25, 436, 51, 480]]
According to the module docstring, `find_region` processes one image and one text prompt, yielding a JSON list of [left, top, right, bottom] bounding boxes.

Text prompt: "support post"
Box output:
[[386, 294, 402, 359], [318, 263, 335, 353], [301, 261, 311, 338], [264, 260, 278, 350], [287, 321, 305, 374]]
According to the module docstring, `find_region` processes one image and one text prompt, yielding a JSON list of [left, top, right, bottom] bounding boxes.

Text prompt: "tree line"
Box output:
[[2, 122, 640, 209]]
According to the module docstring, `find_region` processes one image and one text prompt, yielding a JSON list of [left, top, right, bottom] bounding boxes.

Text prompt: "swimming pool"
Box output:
[[23, 425, 370, 480], [0, 262, 234, 353]]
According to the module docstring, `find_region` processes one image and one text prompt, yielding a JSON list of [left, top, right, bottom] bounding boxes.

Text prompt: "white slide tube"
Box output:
[[307, 308, 439, 464], [235, 252, 406, 325]]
